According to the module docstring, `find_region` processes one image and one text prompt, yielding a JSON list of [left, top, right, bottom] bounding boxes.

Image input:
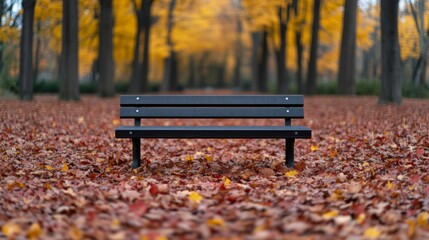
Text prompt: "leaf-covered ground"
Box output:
[[0, 95, 428, 239]]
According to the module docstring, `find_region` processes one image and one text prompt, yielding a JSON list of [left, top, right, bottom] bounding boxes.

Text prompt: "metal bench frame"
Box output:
[[115, 95, 312, 169]]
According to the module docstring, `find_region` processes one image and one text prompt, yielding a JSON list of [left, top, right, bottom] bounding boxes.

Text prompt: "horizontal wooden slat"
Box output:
[[120, 107, 304, 118], [115, 126, 311, 139], [120, 95, 304, 107]]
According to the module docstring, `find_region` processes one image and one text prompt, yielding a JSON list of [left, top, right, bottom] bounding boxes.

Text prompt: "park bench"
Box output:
[[115, 95, 312, 169]]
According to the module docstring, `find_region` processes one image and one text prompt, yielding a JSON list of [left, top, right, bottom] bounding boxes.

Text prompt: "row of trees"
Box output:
[[2, 1, 428, 104]]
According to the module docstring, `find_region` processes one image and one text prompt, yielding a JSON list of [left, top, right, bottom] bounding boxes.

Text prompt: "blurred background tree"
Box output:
[[0, 0, 428, 102]]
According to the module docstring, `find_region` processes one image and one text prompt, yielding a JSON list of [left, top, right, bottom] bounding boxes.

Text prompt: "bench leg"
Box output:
[[132, 138, 141, 169], [286, 139, 295, 168]]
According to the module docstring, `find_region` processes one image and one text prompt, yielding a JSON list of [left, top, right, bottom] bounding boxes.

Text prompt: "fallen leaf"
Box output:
[[188, 191, 203, 204], [310, 145, 319, 151], [416, 148, 424, 156], [285, 170, 298, 178], [407, 219, 416, 238], [357, 213, 366, 224], [387, 180, 392, 190], [207, 217, 225, 228], [322, 210, 339, 220], [185, 155, 194, 161], [2, 221, 22, 238], [364, 227, 380, 239], [77, 116, 84, 124], [61, 163, 69, 172], [417, 211, 429, 227], [26, 222, 42, 239], [204, 154, 213, 162], [223, 177, 231, 187], [129, 200, 148, 216], [69, 226, 83, 240], [45, 165, 53, 171]]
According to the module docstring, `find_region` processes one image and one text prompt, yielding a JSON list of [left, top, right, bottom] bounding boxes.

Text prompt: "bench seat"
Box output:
[[115, 126, 312, 139]]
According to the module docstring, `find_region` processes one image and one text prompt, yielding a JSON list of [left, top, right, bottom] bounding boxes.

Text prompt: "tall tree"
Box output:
[[161, 0, 178, 92], [408, 0, 429, 86], [293, 0, 304, 94], [129, 0, 154, 93], [379, 0, 402, 104], [233, 7, 243, 89], [338, 0, 358, 95], [19, 0, 36, 100], [98, 0, 115, 97], [275, 2, 293, 94], [60, 0, 79, 100], [306, 0, 321, 95]]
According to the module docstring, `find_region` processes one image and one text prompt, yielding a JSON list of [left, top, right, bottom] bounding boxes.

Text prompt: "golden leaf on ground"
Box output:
[[204, 154, 213, 162], [322, 210, 339, 220], [223, 177, 231, 187], [417, 212, 429, 227], [188, 191, 203, 204], [285, 170, 298, 178], [310, 145, 319, 151], [44, 183, 52, 190], [407, 219, 416, 238], [27, 222, 42, 239], [69, 226, 83, 240], [357, 213, 366, 224], [45, 165, 53, 171], [140, 235, 168, 240], [77, 116, 84, 124], [387, 180, 392, 190], [112, 119, 120, 126], [61, 163, 69, 172], [185, 155, 194, 161], [329, 149, 338, 158], [207, 217, 225, 228], [364, 227, 381, 239], [2, 221, 22, 238]]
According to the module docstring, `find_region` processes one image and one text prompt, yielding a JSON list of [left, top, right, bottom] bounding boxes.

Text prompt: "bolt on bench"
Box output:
[[115, 95, 312, 169]]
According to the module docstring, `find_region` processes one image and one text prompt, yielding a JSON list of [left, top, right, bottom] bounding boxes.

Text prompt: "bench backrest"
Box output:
[[120, 95, 304, 125]]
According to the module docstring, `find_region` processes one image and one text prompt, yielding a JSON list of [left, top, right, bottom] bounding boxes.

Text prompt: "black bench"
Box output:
[[115, 95, 312, 169]]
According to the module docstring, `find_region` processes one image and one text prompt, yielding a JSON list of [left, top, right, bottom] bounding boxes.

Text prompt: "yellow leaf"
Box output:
[[407, 219, 416, 238], [69, 226, 83, 240], [223, 177, 231, 187], [285, 170, 298, 178], [45, 165, 53, 171], [204, 155, 213, 162], [44, 183, 52, 190], [188, 191, 203, 204], [111, 218, 121, 229], [322, 210, 339, 220], [364, 227, 380, 239], [16, 181, 25, 188], [310, 145, 319, 151], [329, 149, 338, 158], [77, 116, 84, 124], [27, 222, 42, 239], [207, 217, 225, 228], [387, 180, 392, 190], [61, 163, 69, 172], [357, 213, 366, 224], [112, 119, 120, 126], [106, 167, 111, 173], [207, 147, 212, 151], [185, 155, 194, 161], [417, 212, 429, 227], [2, 221, 22, 238]]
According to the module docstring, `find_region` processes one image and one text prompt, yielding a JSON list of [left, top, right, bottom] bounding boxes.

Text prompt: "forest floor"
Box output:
[[0, 94, 428, 239]]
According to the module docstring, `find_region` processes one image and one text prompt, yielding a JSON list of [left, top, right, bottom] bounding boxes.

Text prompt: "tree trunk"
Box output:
[[409, 0, 428, 86], [233, 17, 242, 89], [187, 56, 195, 88], [251, 32, 261, 92], [98, 0, 115, 97], [60, 0, 79, 100], [129, 0, 153, 93], [19, 0, 36, 100], [162, 0, 177, 92], [293, 0, 303, 93], [306, 0, 321, 95], [0, 0, 4, 76], [337, 0, 357, 95], [140, 0, 153, 92], [276, 3, 293, 94], [197, 52, 208, 87], [257, 29, 268, 92], [379, 0, 402, 104], [33, 19, 41, 83]]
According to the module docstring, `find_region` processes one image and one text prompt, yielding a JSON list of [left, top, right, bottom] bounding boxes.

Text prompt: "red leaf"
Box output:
[[129, 200, 148, 216], [149, 184, 159, 196], [416, 148, 424, 156]]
